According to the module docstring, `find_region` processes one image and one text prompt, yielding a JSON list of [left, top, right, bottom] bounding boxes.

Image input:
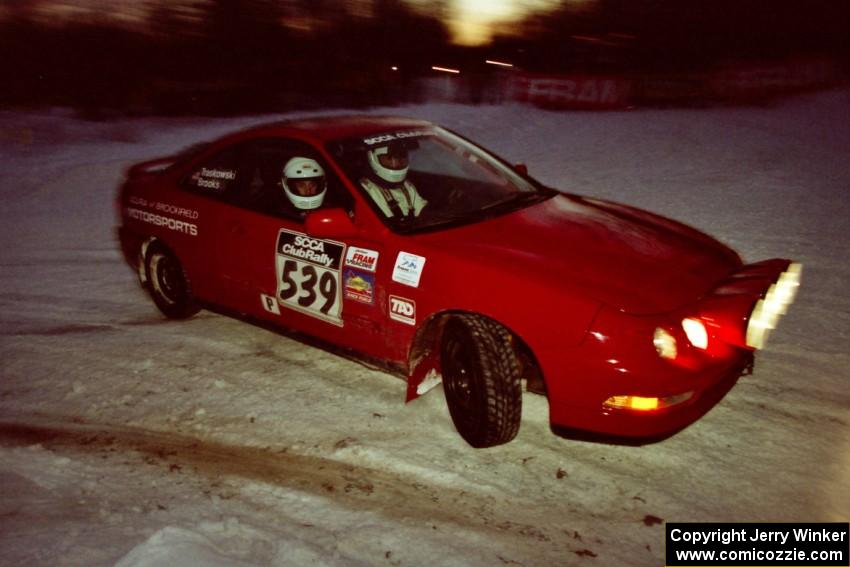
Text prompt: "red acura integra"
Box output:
[[117, 116, 800, 447]]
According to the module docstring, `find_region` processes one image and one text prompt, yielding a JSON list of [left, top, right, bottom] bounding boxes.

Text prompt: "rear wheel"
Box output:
[[144, 241, 199, 319], [440, 314, 522, 447]]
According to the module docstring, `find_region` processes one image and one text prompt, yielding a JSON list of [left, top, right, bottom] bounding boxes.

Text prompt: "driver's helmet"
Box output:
[[367, 144, 409, 184], [282, 157, 326, 210]]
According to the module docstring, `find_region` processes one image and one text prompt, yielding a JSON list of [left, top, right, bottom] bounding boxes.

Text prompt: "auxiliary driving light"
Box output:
[[745, 263, 802, 349], [603, 391, 693, 411], [653, 328, 677, 359], [682, 317, 709, 349]]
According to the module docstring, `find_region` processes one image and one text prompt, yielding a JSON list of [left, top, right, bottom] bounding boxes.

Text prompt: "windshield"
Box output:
[[328, 127, 553, 233]]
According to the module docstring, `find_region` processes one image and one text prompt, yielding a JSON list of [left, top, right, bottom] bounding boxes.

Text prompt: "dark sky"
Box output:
[[598, 0, 849, 50]]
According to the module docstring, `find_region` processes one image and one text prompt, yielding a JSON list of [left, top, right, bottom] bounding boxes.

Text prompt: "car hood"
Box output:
[[414, 193, 742, 314]]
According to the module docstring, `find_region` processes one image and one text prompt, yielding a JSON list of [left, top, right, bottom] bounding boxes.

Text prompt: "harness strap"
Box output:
[[380, 186, 407, 217]]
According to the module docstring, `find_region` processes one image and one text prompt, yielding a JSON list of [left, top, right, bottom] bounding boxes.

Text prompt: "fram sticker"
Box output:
[[392, 252, 426, 288], [344, 247, 379, 273], [344, 269, 375, 305], [389, 295, 416, 325]]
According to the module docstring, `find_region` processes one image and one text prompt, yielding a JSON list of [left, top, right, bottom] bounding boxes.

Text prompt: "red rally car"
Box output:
[[117, 116, 801, 448]]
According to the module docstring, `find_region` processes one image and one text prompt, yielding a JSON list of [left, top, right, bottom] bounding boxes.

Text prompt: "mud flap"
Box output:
[[406, 348, 442, 402]]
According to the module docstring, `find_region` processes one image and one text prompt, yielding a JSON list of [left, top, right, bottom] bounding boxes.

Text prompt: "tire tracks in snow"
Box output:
[[0, 416, 589, 558]]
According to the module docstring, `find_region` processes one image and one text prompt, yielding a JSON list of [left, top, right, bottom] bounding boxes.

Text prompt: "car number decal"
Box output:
[[275, 229, 345, 326]]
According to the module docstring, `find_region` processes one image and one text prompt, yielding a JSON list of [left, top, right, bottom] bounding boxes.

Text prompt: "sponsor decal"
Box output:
[[389, 295, 416, 325], [516, 76, 631, 109], [153, 201, 199, 220], [126, 207, 198, 236], [278, 233, 341, 268], [260, 293, 280, 315], [344, 246, 379, 273], [363, 130, 430, 146], [275, 229, 346, 326], [343, 269, 375, 305], [392, 251, 426, 287]]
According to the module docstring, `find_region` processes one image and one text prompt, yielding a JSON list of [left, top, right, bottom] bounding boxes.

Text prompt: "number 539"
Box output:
[[278, 259, 338, 315]]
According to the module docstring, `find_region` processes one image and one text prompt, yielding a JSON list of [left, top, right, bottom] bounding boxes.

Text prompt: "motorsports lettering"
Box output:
[[275, 229, 345, 326], [125, 198, 199, 236]]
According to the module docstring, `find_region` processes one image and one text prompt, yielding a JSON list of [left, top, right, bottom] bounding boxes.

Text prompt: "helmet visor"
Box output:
[[377, 147, 409, 170], [290, 177, 324, 196]]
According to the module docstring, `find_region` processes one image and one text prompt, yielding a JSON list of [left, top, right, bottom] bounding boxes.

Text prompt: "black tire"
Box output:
[[144, 241, 200, 319], [440, 314, 522, 448]]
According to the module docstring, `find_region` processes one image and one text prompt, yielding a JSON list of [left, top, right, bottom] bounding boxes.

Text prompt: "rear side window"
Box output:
[[184, 147, 239, 197], [232, 138, 353, 221]]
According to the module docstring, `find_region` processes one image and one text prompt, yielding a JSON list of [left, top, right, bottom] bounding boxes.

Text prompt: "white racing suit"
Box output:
[[360, 178, 427, 218]]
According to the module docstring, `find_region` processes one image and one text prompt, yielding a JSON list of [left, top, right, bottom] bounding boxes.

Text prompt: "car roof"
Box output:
[[241, 115, 434, 144]]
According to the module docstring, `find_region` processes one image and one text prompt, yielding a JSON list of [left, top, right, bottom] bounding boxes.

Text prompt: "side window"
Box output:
[[183, 147, 239, 198], [234, 139, 291, 217], [232, 138, 352, 221]]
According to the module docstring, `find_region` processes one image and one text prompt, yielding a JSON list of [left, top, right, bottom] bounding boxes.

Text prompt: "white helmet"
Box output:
[[367, 145, 409, 184], [283, 157, 326, 210]]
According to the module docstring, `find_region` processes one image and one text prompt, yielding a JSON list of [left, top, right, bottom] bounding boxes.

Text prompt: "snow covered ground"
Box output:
[[1, 89, 848, 566]]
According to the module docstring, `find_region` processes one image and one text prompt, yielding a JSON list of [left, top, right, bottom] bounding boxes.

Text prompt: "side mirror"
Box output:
[[305, 208, 357, 240], [513, 163, 528, 176]]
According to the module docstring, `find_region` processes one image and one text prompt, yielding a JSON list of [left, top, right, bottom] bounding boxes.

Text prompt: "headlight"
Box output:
[[746, 262, 802, 349], [682, 317, 708, 349], [653, 327, 677, 359]]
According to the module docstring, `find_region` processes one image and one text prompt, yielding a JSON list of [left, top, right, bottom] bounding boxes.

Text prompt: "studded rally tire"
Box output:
[[440, 314, 522, 448], [144, 241, 200, 320]]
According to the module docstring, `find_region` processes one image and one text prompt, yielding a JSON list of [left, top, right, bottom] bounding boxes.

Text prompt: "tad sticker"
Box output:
[[275, 229, 345, 326], [392, 252, 426, 288], [389, 295, 416, 325], [344, 269, 375, 305]]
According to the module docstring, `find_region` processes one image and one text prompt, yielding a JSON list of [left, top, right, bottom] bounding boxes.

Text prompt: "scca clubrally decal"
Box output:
[[275, 229, 345, 326]]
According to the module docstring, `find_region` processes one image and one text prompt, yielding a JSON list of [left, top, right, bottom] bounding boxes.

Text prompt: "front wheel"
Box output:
[[440, 314, 522, 448], [144, 241, 199, 319]]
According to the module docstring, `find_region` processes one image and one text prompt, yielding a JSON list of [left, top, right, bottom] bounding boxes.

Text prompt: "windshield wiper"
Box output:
[[397, 194, 549, 234], [480, 191, 548, 212]]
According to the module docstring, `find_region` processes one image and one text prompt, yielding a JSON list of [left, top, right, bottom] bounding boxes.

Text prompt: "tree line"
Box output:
[[2, 0, 846, 116]]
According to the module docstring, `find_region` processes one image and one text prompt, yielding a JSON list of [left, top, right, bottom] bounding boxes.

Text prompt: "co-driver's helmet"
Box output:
[[282, 157, 326, 210], [367, 144, 409, 184]]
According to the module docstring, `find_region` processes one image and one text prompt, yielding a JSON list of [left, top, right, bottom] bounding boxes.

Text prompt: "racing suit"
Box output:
[[360, 178, 427, 218]]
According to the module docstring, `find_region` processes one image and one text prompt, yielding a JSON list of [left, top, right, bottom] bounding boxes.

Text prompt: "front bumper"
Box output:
[[542, 258, 797, 440], [548, 351, 753, 440]]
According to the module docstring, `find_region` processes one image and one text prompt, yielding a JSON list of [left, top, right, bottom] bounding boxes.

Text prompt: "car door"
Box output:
[[215, 137, 386, 353], [166, 144, 241, 301]]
